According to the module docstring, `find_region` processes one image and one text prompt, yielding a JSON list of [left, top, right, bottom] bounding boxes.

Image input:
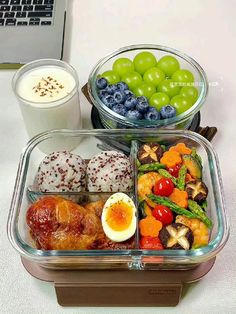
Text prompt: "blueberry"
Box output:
[[124, 89, 134, 98], [148, 106, 158, 112], [126, 109, 143, 120], [106, 84, 117, 94], [98, 89, 109, 99], [160, 105, 176, 119], [124, 96, 138, 110], [113, 91, 125, 104], [137, 96, 148, 103], [102, 95, 116, 108], [144, 109, 160, 121], [112, 104, 127, 116], [96, 77, 108, 90], [136, 100, 149, 113], [116, 81, 128, 91]]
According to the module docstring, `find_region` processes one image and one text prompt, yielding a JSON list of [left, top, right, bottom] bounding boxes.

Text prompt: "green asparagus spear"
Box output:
[[138, 162, 165, 172], [177, 165, 187, 190], [148, 194, 198, 219], [188, 199, 213, 229], [158, 169, 178, 185]]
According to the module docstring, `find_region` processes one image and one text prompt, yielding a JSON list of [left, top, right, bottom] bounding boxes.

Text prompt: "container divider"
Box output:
[[130, 139, 140, 251]]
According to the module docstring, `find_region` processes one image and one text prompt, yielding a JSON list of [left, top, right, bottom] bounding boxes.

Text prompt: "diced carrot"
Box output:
[[169, 143, 192, 155], [160, 151, 182, 168], [139, 216, 163, 237]]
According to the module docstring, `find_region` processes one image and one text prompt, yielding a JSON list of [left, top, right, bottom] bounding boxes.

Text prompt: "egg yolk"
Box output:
[[106, 201, 133, 231]]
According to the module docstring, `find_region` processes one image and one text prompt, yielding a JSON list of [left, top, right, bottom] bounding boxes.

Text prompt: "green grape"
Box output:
[[149, 92, 170, 111], [133, 82, 156, 99], [157, 79, 180, 98], [172, 69, 194, 86], [121, 71, 142, 91], [170, 95, 193, 114], [133, 51, 157, 75], [101, 70, 120, 84], [112, 57, 134, 77], [180, 86, 198, 103], [157, 55, 180, 77], [143, 67, 165, 87]]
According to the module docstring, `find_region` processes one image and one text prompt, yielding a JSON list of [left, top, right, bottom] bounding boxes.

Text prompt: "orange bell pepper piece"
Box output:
[[169, 188, 188, 208], [160, 150, 182, 168]]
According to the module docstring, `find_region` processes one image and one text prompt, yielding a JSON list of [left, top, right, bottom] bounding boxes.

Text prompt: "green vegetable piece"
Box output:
[[138, 162, 166, 172], [191, 148, 202, 166], [161, 145, 166, 152], [182, 154, 202, 179], [158, 169, 178, 185], [201, 200, 208, 211], [191, 147, 197, 157], [177, 165, 187, 190], [188, 199, 213, 229], [148, 194, 198, 219], [195, 154, 202, 166], [136, 159, 141, 167], [138, 200, 147, 219]]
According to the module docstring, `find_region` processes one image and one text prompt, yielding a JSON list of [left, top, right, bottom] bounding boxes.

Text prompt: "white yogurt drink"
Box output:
[[12, 59, 82, 152]]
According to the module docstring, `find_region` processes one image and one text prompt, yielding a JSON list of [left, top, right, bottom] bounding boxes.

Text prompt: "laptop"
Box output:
[[0, 0, 66, 68]]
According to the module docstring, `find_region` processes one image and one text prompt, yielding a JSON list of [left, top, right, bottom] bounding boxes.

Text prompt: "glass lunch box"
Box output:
[[8, 129, 229, 270]]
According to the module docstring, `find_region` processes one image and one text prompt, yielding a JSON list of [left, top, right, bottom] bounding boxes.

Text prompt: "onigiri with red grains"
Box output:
[[87, 151, 132, 192], [37, 151, 86, 192]]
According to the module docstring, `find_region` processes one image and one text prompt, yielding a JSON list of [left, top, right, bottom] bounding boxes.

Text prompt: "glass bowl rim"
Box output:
[[88, 44, 208, 127]]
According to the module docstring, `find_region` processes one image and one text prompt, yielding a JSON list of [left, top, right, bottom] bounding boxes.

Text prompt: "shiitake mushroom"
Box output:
[[185, 179, 208, 203], [138, 142, 163, 164], [159, 223, 193, 250]]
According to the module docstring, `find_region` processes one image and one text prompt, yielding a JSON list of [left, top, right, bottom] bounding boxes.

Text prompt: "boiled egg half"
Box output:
[[101, 192, 137, 242]]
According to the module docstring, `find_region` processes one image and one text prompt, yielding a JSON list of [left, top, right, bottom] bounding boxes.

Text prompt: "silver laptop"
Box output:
[[0, 0, 66, 67]]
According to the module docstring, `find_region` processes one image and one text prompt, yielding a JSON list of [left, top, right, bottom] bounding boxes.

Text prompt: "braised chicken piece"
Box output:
[[83, 199, 106, 218], [26, 196, 106, 250], [26, 196, 135, 250]]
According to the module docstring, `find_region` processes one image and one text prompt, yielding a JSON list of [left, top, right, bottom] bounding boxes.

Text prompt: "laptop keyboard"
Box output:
[[0, 0, 54, 26]]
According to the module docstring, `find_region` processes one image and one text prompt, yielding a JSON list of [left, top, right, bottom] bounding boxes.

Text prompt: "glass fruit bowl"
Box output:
[[88, 44, 208, 129], [7, 129, 228, 270]]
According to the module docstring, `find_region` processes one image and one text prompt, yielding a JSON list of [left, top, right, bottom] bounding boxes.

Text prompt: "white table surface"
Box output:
[[1, 0, 236, 313]]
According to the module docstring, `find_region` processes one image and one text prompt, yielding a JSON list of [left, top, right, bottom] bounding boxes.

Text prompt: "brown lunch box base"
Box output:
[[21, 257, 215, 307]]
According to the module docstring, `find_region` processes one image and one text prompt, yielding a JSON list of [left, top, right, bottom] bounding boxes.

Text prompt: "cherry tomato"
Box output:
[[140, 236, 164, 250], [152, 205, 174, 226], [167, 163, 182, 177], [153, 178, 174, 196]]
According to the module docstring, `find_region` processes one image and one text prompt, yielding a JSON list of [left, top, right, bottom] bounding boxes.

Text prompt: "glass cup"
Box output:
[[12, 59, 82, 152]]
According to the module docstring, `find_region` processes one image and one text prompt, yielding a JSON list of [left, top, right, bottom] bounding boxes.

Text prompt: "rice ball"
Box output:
[[87, 151, 132, 192]]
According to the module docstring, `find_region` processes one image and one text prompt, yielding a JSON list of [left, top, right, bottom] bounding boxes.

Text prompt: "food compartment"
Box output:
[[132, 131, 228, 269], [9, 130, 142, 269]]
